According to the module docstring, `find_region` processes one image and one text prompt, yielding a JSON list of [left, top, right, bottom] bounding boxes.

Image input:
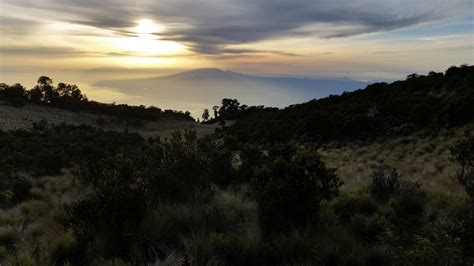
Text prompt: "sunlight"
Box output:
[[114, 36, 184, 55], [134, 19, 161, 34], [110, 19, 184, 57]]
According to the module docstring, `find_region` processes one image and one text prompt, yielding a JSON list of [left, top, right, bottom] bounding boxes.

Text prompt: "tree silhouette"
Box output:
[[1, 83, 25, 98], [202, 109, 210, 121], [34, 76, 58, 103], [57, 82, 85, 100], [219, 98, 240, 118], [212, 106, 219, 118]]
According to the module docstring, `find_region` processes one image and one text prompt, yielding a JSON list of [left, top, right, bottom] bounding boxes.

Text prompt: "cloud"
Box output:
[[0, 46, 86, 57], [416, 34, 471, 43], [1, 0, 472, 54]]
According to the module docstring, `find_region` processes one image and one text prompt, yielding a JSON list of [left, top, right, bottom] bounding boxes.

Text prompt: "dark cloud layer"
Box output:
[[2, 0, 472, 54]]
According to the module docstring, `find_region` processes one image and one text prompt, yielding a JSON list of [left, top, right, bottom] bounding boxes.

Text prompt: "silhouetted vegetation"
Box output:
[[451, 136, 474, 199], [0, 76, 193, 123], [1, 65, 473, 265], [220, 65, 474, 143], [251, 149, 342, 237]]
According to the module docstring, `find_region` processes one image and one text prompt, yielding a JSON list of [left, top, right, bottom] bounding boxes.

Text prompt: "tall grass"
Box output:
[[319, 124, 473, 196]]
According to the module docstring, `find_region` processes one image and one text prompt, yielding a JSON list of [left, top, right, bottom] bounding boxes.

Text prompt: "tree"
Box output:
[[3, 83, 26, 98], [57, 82, 85, 100], [306, 113, 335, 140], [219, 98, 240, 118], [27, 87, 42, 102], [406, 73, 419, 80], [202, 109, 210, 121], [213, 105, 219, 118], [34, 76, 58, 103]]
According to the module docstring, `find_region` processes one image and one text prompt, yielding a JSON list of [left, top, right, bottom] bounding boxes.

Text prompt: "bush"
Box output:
[[366, 245, 392, 266], [69, 132, 217, 263], [454, 204, 474, 261], [0, 172, 31, 205], [390, 182, 426, 241], [333, 196, 377, 223], [49, 230, 80, 265], [251, 149, 342, 236], [0, 226, 19, 251], [350, 213, 389, 243], [451, 136, 474, 199], [370, 168, 401, 203]]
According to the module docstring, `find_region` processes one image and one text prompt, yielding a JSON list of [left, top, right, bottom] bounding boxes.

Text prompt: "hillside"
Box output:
[[0, 77, 222, 138], [224, 65, 474, 143], [0, 101, 218, 138], [1, 66, 474, 265]]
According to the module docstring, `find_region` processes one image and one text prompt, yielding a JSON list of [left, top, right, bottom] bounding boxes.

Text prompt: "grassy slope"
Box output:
[[0, 170, 258, 264], [319, 124, 473, 196], [0, 101, 218, 139]]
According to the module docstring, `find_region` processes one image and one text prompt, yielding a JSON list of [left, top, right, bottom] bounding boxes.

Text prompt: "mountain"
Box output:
[[94, 68, 368, 116]]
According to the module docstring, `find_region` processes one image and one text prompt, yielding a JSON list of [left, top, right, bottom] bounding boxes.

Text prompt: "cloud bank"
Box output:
[[1, 0, 472, 54]]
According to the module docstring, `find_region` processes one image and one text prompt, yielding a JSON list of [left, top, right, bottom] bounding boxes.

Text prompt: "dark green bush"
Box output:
[[370, 168, 401, 203], [251, 149, 342, 236], [451, 136, 474, 198], [333, 196, 377, 223], [366, 245, 392, 266], [390, 182, 426, 242], [68, 131, 219, 263], [0, 172, 31, 205]]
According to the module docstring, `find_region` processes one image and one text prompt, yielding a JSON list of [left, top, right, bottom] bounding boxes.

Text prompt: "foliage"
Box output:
[[371, 167, 401, 203], [251, 149, 342, 236], [0, 76, 193, 122], [451, 135, 474, 198], [1, 65, 474, 264], [0, 171, 31, 206], [223, 65, 474, 143], [202, 108, 210, 121], [0, 123, 146, 176]]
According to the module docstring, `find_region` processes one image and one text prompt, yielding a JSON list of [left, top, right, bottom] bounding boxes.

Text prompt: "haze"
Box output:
[[1, 0, 473, 115]]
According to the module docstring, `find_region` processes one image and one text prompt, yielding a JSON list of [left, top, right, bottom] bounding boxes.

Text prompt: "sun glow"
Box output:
[[134, 19, 162, 34], [110, 19, 184, 58]]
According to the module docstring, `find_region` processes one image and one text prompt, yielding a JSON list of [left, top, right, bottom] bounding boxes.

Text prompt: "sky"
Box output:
[[0, 0, 473, 107]]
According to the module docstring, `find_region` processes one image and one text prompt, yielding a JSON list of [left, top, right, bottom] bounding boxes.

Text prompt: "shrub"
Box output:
[[70, 190, 147, 262], [451, 136, 474, 199], [182, 230, 264, 266], [454, 204, 474, 261], [251, 149, 342, 236], [370, 168, 401, 203], [0, 245, 6, 259], [390, 182, 426, 241], [350, 213, 389, 243], [69, 133, 216, 263], [333, 195, 377, 223], [0, 226, 19, 251], [366, 245, 392, 266], [49, 230, 80, 265], [0, 172, 31, 205]]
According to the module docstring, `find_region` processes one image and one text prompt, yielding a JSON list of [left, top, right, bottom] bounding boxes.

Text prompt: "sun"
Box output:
[[134, 19, 161, 34], [111, 19, 184, 57]]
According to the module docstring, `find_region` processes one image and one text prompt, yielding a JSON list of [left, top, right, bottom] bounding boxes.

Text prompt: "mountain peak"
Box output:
[[163, 68, 238, 81]]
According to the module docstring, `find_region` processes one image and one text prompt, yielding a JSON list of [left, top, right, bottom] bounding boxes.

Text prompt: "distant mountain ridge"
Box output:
[[95, 68, 369, 116], [159, 68, 368, 95]]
